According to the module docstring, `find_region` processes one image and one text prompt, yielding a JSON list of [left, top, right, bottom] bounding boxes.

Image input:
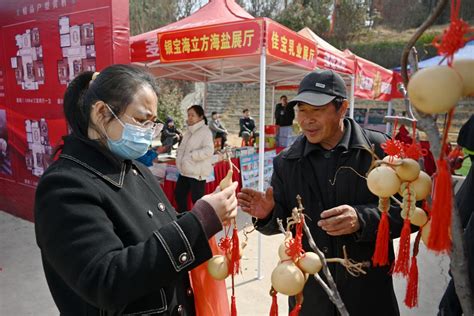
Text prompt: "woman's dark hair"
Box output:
[[188, 105, 207, 125], [63, 64, 159, 139]]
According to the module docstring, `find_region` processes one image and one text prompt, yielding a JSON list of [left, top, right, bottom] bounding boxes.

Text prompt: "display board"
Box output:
[[240, 150, 276, 190], [0, 0, 130, 220]]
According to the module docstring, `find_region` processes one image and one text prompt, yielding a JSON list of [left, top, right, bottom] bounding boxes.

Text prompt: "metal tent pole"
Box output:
[[257, 47, 267, 280], [386, 101, 393, 134], [271, 85, 275, 124], [349, 75, 355, 118]]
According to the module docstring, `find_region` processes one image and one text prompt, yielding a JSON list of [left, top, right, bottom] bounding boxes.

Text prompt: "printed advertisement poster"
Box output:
[[240, 150, 276, 190], [0, 108, 12, 177], [0, 0, 130, 220]]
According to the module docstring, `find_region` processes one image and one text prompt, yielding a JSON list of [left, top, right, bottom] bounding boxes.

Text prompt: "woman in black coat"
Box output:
[[34, 64, 238, 315]]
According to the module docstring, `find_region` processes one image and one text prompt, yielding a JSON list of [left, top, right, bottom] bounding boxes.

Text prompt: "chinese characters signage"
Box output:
[[159, 20, 262, 63], [266, 21, 316, 70]]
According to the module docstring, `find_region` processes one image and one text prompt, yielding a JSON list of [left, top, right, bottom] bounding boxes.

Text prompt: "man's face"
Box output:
[[295, 100, 347, 148], [281, 97, 288, 106], [244, 111, 250, 118], [212, 114, 218, 120]]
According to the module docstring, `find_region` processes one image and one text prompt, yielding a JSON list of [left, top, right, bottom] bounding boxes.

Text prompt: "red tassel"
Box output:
[[393, 219, 411, 276], [428, 158, 452, 252], [229, 226, 240, 275], [231, 295, 237, 316], [289, 304, 302, 316], [269, 289, 278, 316], [372, 204, 390, 266], [405, 231, 421, 308]]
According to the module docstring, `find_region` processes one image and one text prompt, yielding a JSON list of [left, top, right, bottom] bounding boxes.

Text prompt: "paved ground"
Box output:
[[1, 210, 450, 315]]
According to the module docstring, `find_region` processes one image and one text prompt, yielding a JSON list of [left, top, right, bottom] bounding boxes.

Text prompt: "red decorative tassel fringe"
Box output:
[[229, 226, 240, 275], [269, 290, 278, 316], [393, 218, 411, 277], [231, 295, 237, 316], [405, 231, 422, 308], [428, 158, 452, 252], [372, 198, 390, 267], [289, 304, 302, 316]]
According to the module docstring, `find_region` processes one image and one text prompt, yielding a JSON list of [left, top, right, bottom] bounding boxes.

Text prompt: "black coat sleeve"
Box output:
[[34, 170, 212, 311]]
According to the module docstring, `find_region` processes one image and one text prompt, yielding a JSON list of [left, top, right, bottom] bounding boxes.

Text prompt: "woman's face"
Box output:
[[187, 108, 203, 126], [104, 85, 158, 141]]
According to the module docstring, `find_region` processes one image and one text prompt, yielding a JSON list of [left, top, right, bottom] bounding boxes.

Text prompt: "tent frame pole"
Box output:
[[349, 75, 355, 119], [271, 85, 275, 124], [256, 46, 266, 280]]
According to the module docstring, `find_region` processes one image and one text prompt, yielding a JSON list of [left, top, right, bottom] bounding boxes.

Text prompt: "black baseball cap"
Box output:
[[288, 69, 347, 107]]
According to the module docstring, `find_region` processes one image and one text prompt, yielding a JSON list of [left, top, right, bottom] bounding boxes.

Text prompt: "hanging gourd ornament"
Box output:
[[297, 252, 323, 275], [394, 158, 421, 182], [271, 261, 306, 296], [407, 65, 463, 114], [410, 171, 432, 201], [453, 59, 474, 96], [367, 166, 401, 198], [207, 255, 229, 280]]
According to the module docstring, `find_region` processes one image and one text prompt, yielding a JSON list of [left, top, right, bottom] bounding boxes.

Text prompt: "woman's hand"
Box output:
[[201, 182, 238, 224]]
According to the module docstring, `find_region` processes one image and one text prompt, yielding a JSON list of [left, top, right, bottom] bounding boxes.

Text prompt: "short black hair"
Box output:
[[280, 95, 287, 99], [211, 111, 217, 116], [243, 108, 249, 113]]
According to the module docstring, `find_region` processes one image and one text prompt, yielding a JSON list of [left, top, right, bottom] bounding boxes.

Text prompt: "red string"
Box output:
[[432, 0, 474, 65], [404, 121, 423, 160], [285, 215, 305, 262], [289, 304, 302, 316]]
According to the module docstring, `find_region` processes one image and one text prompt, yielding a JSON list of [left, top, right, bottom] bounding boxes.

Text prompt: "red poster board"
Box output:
[[0, 0, 130, 221]]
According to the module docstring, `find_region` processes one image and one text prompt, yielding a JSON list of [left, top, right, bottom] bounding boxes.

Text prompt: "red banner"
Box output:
[[159, 20, 262, 63], [266, 20, 316, 70], [0, 0, 130, 220], [350, 54, 394, 102]]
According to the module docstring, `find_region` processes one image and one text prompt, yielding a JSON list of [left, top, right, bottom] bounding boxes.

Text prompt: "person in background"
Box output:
[[160, 117, 182, 154], [34, 65, 238, 315], [175, 105, 215, 213], [239, 108, 258, 146], [274, 95, 294, 127], [209, 111, 228, 150], [438, 114, 474, 316], [237, 69, 404, 316]]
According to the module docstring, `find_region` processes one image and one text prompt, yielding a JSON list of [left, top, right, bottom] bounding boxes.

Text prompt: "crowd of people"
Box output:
[[33, 64, 473, 316]]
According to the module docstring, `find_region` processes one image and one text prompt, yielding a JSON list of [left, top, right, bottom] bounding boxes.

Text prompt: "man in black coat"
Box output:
[[274, 95, 295, 128], [238, 69, 404, 316]]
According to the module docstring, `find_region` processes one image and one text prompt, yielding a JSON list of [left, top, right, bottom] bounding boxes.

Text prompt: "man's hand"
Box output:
[[317, 205, 360, 236], [237, 187, 275, 219]]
